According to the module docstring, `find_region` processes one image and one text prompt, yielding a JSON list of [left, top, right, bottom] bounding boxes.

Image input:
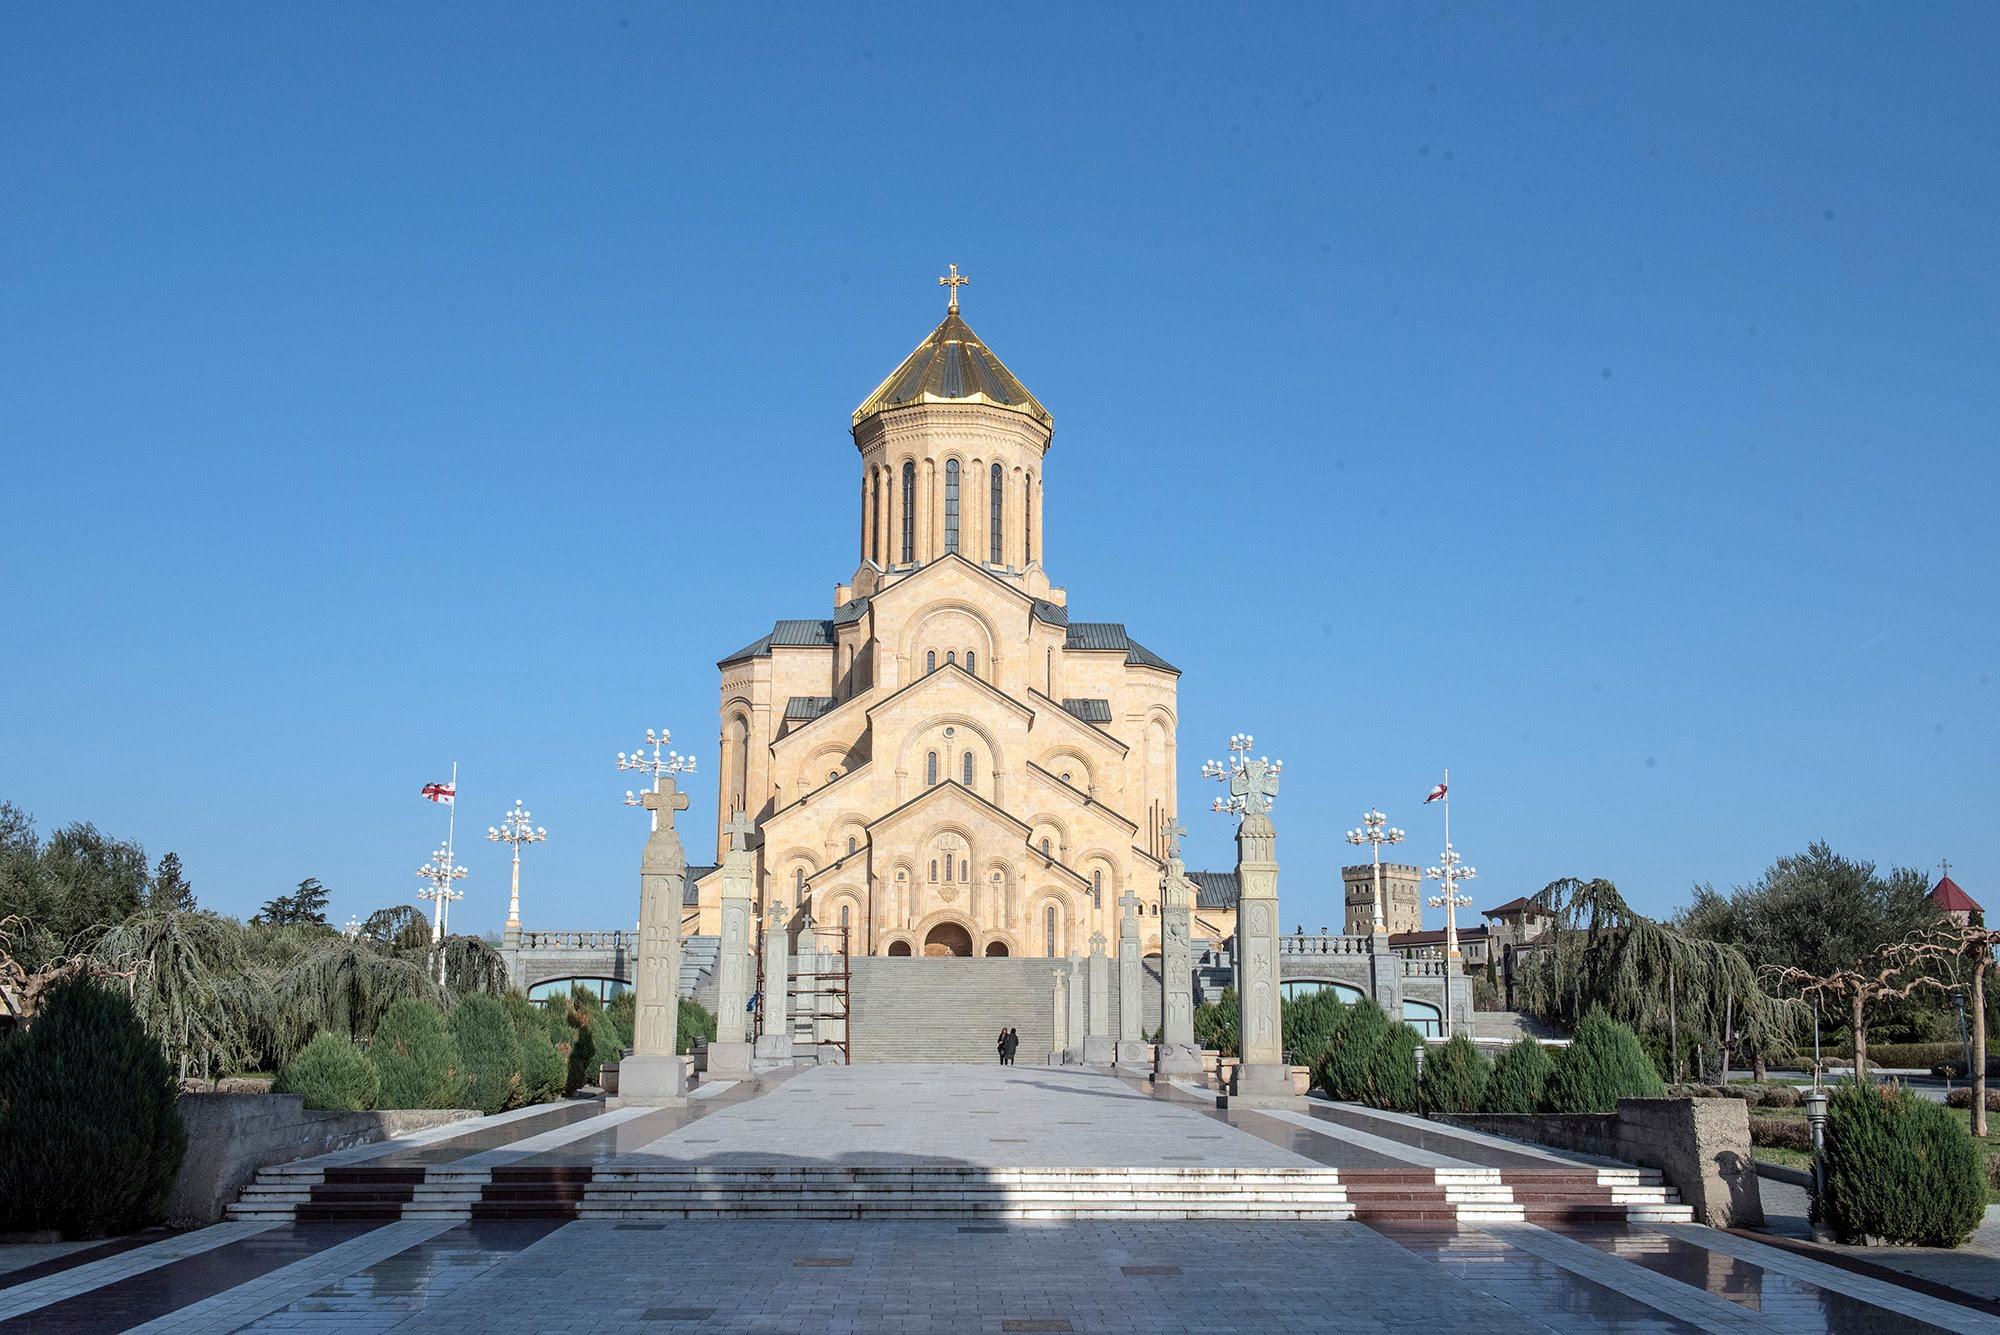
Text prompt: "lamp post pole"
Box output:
[[620, 728, 697, 953], [1346, 807, 1405, 937], [487, 799, 548, 945], [1424, 780, 1475, 1038], [416, 842, 467, 984]]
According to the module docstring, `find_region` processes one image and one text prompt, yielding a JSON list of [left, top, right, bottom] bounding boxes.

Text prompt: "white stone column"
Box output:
[[756, 901, 791, 1060], [1116, 891, 1147, 1071], [620, 775, 689, 1106], [1047, 968, 1069, 1065], [1083, 932, 1115, 1065], [1227, 811, 1300, 1108], [1065, 955, 1087, 1063], [1154, 856, 1203, 1080], [707, 817, 756, 1079]]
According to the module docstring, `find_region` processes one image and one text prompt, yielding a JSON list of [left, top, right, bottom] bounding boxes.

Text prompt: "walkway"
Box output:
[[3, 1064, 1995, 1334]]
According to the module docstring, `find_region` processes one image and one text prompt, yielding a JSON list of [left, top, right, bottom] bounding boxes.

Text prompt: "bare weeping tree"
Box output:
[[1868, 923, 1998, 1137], [1763, 937, 1947, 1087], [1518, 877, 1801, 1081]]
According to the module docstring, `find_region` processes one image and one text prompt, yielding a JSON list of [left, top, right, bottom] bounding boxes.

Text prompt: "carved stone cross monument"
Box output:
[[1153, 831, 1203, 1081], [1203, 735, 1300, 1109], [620, 773, 689, 1105], [1065, 955, 1087, 1062], [707, 808, 757, 1079], [1083, 931, 1115, 1066], [1047, 968, 1069, 1065]]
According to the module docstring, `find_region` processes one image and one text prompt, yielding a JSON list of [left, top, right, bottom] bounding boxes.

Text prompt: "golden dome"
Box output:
[[852, 310, 1052, 430]]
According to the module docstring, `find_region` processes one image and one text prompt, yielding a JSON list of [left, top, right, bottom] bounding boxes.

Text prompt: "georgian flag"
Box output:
[[421, 782, 456, 805], [1423, 782, 1448, 804]]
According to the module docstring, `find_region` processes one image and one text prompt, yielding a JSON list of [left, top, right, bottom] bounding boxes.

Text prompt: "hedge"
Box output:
[[1417, 1033, 1490, 1114], [1314, 997, 1390, 1102], [1541, 1010, 1663, 1114], [1817, 1081, 1985, 1247], [1281, 990, 1348, 1073], [1365, 1022, 1421, 1112], [1749, 1116, 1812, 1151], [1194, 987, 1239, 1058], [274, 1033, 380, 1112], [1944, 1088, 2000, 1113], [1482, 1037, 1553, 1114], [678, 997, 717, 1055], [0, 978, 188, 1238]]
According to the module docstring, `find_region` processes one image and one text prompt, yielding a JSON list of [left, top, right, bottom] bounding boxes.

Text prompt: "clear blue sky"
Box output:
[[3, 4, 1994, 936]]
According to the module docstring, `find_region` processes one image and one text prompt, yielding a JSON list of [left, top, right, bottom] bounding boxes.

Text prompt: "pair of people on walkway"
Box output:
[[995, 1027, 1019, 1064]]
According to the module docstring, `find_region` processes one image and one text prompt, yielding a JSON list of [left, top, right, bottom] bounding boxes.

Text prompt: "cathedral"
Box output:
[[687, 278, 1226, 959]]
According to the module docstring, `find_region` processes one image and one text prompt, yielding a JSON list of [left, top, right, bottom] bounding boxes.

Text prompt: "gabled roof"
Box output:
[[719, 618, 838, 667], [1060, 698, 1112, 724], [1483, 896, 1556, 920], [783, 697, 837, 722], [1188, 871, 1238, 910], [852, 310, 1052, 430], [1931, 875, 1982, 914]]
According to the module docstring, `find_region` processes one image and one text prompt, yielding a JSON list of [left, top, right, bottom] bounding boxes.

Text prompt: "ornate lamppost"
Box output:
[[416, 842, 467, 983], [1201, 733, 1297, 1108], [621, 727, 697, 822], [1425, 842, 1476, 1038], [487, 799, 547, 945], [1346, 807, 1405, 937], [1201, 734, 1282, 818]]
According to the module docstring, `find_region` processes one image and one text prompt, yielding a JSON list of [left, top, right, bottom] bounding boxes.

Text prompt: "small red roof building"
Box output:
[[1930, 874, 1981, 918]]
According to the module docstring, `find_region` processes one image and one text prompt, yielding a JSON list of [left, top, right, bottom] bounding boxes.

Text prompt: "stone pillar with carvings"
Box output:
[[1153, 819, 1203, 1080], [1115, 891, 1147, 1070], [1065, 954, 1087, 1063], [1047, 967, 1069, 1065], [755, 899, 792, 1060], [620, 774, 689, 1105], [1083, 931, 1115, 1065], [707, 811, 757, 1079], [1228, 810, 1298, 1107]]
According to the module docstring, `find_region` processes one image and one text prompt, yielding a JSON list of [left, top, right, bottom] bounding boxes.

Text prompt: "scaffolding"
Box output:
[[757, 920, 850, 1064]]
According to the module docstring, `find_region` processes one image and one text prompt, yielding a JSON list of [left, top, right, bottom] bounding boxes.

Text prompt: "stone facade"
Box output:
[[689, 305, 1182, 963], [1341, 862, 1422, 935]]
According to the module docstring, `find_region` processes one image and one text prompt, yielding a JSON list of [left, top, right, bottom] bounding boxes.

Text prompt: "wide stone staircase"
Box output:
[[678, 935, 720, 1002], [845, 957, 1164, 1063], [227, 1161, 1687, 1224]]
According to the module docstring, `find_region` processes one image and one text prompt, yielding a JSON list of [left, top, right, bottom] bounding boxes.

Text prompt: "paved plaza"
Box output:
[[4, 1065, 1998, 1333]]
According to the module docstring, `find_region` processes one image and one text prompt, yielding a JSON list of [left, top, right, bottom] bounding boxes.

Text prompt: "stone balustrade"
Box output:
[[1277, 933, 1372, 957], [519, 929, 631, 951]]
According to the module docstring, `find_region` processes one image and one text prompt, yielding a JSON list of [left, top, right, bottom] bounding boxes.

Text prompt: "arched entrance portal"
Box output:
[[984, 940, 1010, 957], [923, 922, 974, 957], [887, 940, 912, 957]]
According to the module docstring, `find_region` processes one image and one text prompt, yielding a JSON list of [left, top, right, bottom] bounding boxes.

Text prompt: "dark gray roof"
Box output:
[[718, 632, 772, 666], [1188, 871, 1238, 909], [784, 696, 836, 722], [1064, 622, 1179, 673], [685, 866, 718, 906], [1031, 598, 1069, 627], [832, 597, 870, 626], [1060, 698, 1113, 724], [719, 618, 838, 667]]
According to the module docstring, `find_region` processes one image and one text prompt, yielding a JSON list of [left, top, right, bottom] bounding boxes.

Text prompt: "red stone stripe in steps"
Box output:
[[472, 1166, 595, 1220]]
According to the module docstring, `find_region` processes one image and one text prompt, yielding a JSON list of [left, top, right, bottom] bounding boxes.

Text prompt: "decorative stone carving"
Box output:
[[1116, 891, 1148, 1070], [707, 811, 757, 1079], [619, 775, 689, 1106], [755, 898, 792, 1060], [1082, 931, 1115, 1066], [1153, 820, 1202, 1081]]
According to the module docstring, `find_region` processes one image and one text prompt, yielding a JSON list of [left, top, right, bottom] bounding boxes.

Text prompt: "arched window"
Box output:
[[847, 835, 857, 855], [926, 650, 936, 673], [840, 904, 851, 932], [929, 859, 938, 882], [926, 751, 939, 785], [900, 460, 916, 564], [944, 855, 954, 883], [859, 475, 867, 561], [965, 650, 976, 675], [990, 464, 1004, 565], [795, 868, 805, 894], [1092, 869, 1102, 909], [944, 459, 960, 554], [960, 858, 969, 881], [1045, 905, 1056, 956], [962, 752, 974, 786], [1040, 837, 1051, 856], [946, 650, 956, 666], [872, 470, 882, 563]]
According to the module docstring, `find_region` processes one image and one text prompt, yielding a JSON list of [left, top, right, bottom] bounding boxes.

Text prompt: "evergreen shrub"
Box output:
[[1818, 1081, 1985, 1247], [273, 1032, 379, 1112], [1481, 1036, 1554, 1113], [1365, 1022, 1421, 1112], [1417, 1033, 1490, 1114], [1194, 987, 1239, 1057], [1944, 1087, 2000, 1112], [1281, 989, 1347, 1073], [1315, 997, 1389, 1101], [449, 994, 523, 1116], [1541, 1010, 1664, 1113], [502, 994, 564, 1106], [369, 999, 468, 1109], [1749, 1116, 1812, 1151], [677, 997, 716, 1056], [0, 978, 188, 1238]]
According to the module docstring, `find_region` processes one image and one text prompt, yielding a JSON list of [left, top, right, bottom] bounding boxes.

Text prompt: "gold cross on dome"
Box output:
[[937, 263, 969, 312]]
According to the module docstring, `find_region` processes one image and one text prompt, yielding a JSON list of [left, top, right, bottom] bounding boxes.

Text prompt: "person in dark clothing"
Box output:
[[997, 1028, 1009, 1064], [1002, 1028, 1019, 1065]]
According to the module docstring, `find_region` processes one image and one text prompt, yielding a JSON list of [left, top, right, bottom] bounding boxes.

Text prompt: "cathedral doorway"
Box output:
[[984, 941, 1009, 957], [923, 922, 974, 957], [887, 940, 912, 957]]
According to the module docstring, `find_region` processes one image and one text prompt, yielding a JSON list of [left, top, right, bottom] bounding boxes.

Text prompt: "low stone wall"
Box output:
[[168, 1094, 475, 1225], [1446, 1097, 1764, 1228]]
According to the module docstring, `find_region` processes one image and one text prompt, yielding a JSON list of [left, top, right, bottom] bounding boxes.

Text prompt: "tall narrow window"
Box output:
[[930, 859, 938, 882], [1024, 471, 1034, 564], [962, 752, 974, 786], [871, 470, 882, 563], [1092, 870, 1102, 909], [795, 868, 806, 894], [927, 751, 939, 786], [990, 464, 1003, 564], [840, 905, 850, 932], [946, 650, 955, 666], [847, 835, 857, 855], [965, 651, 976, 675], [944, 855, 954, 883], [926, 650, 936, 673], [944, 459, 960, 554], [900, 461, 916, 564], [1045, 906, 1056, 957]]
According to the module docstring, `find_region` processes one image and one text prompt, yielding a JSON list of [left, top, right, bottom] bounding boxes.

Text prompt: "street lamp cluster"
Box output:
[[1345, 808, 1405, 936], [1201, 734, 1283, 816], [620, 727, 697, 817], [488, 799, 548, 939]]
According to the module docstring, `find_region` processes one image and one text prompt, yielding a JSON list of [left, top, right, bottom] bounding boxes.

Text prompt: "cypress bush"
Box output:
[[449, 994, 523, 1115], [1482, 1037, 1555, 1113], [1541, 1010, 1664, 1113], [502, 994, 564, 1106], [273, 1032, 380, 1112], [1194, 987, 1239, 1057], [1315, 997, 1390, 1101], [1818, 1081, 1985, 1247], [1281, 989, 1348, 1073], [1418, 1033, 1490, 1114], [0, 978, 188, 1238], [1365, 1022, 1421, 1111], [369, 999, 468, 1109]]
